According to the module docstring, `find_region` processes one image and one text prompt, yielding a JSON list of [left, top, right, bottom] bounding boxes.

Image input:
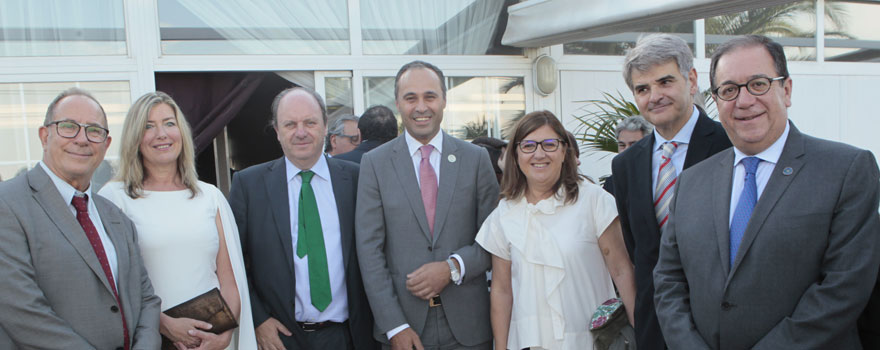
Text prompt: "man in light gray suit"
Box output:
[[654, 35, 880, 349], [356, 61, 499, 350], [0, 88, 161, 349]]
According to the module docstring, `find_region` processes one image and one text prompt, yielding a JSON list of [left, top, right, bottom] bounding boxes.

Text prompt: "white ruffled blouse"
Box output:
[[476, 181, 618, 350]]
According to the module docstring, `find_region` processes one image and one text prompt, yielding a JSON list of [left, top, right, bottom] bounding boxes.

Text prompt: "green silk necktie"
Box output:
[[295, 170, 332, 311]]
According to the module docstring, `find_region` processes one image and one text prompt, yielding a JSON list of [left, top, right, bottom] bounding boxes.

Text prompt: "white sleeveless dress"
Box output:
[[99, 181, 256, 350]]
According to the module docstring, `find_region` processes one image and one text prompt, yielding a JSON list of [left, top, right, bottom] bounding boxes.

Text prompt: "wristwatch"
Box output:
[[447, 258, 461, 283]]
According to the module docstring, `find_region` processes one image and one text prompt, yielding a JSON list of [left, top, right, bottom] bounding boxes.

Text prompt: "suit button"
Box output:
[[116, 347, 124, 350], [428, 246, 433, 251], [110, 305, 119, 313], [721, 302, 734, 310]]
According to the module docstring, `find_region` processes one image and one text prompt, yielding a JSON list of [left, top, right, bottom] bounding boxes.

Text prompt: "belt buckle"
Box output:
[[429, 296, 441, 307], [301, 322, 318, 332]]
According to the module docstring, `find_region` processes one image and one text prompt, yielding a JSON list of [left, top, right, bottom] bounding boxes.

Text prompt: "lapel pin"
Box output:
[[448, 154, 456, 163], [782, 167, 793, 175]]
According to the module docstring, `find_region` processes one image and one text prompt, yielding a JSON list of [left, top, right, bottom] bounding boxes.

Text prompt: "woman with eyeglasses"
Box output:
[[99, 92, 256, 350], [475, 111, 635, 349]]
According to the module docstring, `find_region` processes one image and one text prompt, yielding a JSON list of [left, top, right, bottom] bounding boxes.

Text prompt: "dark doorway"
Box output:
[[155, 72, 298, 187]]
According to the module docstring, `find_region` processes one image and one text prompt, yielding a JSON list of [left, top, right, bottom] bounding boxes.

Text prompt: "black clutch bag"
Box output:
[[161, 287, 238, 350]]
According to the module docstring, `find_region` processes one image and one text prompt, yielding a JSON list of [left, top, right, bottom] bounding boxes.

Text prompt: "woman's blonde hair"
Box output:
[[116, 91, 199, 199]]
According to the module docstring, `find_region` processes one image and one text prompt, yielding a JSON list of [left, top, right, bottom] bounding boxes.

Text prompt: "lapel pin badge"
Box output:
[[782, 167, 793, 175], [448, 154, 456, 163]]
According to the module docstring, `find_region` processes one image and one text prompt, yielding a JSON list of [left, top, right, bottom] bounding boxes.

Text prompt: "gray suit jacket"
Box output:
[[654, 123, 880, 349], [355, 132, 499, 345], [0, 166, 161, 350]]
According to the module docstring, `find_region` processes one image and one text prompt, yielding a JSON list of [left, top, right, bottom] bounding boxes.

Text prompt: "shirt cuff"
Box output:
[[387, 324, 410, 340], [450, 254, 465, 285]]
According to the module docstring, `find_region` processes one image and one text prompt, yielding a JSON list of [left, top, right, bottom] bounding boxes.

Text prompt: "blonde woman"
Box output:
[[99, 91, 255, 350]]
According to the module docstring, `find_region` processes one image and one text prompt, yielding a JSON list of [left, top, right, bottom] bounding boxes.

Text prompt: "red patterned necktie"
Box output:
[[71, 194, 130, 350], [419, 145, 438, 237], [654, 141, 679, 231]]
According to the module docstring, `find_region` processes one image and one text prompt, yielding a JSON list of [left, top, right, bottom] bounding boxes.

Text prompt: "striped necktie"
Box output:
[[654, 141, 679, 231]]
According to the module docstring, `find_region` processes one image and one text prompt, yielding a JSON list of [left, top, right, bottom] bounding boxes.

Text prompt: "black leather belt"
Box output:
[[296, 320, 344, 332], [429, 296, 442, 307]]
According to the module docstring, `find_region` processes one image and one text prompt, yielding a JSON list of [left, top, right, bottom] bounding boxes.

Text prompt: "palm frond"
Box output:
[[571, 91, 639, 155]]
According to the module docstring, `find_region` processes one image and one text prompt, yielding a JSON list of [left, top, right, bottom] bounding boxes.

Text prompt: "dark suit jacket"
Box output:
[[0, 166, 161, 350], [602, 175, 615, 196], [335, 139, 383, 164], [860, 272, 880, 348], [610, 107, 731, 350], [654, 123, 880, 349], [229, 156, 376, 350]]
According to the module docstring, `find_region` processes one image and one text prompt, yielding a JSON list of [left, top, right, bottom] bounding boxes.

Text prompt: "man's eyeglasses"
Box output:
[[712, 76, 786, 101], [517, 139, 564, 153], [45, 120, 109, 143]]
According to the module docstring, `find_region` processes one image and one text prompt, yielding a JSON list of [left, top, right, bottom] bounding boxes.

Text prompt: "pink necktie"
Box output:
[[71, 194, 130, 350], [419, 145, 438, 237]]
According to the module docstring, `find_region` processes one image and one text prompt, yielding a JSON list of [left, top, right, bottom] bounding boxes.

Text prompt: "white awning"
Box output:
[[502, 0, 797, 48]]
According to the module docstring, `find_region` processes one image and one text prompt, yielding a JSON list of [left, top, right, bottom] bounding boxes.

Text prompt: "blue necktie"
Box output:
[[730, 157, 760, 268]]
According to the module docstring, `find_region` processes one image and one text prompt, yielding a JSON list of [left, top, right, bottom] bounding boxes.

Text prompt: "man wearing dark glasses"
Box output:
[[0, 88, 160, 349], [654, 35, 880, 349]]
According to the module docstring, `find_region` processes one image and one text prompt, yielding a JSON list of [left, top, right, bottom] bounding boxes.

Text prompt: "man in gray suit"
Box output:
[[230, 87, 375, 350], [654, 35, 880, 349], [356, 61, 499, 350], [0, 88, 161, 349]]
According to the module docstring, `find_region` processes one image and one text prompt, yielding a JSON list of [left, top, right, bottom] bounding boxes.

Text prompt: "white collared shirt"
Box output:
[[39, 161, 118, 284], [404, 130, 443, 187], [651, 105, 699, 193], [285, 156, 350, 322], [728, 123, 790, 227]]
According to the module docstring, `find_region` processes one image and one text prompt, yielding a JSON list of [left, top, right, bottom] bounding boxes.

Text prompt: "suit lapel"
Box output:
[[264, 157, 295, 274], [96, 198, 131, 303], [27, 167, 115, 294], [390, 136, 432, 242], [730, 124, 805, 276], [633, 134, 662, 236], [711, 150, 735, 277], [684, 109, 718, 168], [327, 157, 354, 270], [432, 132, 459, 243]]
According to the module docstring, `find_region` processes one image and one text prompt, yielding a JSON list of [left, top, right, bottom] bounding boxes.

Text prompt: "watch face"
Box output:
[[448, 259, 460, 281]]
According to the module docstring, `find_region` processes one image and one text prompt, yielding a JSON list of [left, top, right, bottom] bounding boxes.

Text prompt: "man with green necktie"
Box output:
[[230, 86, 377, 350]]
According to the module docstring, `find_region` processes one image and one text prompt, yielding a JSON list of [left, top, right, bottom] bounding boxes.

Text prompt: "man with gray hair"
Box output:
[[326, 113, 361, 156], [603, 115, 654, 195], [616, 115, 653, 153], [610, 33, 731, 350]]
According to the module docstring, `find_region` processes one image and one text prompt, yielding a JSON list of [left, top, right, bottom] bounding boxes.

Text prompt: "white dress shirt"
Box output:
[[39, 161, 118, 283], [286, 156, 350, 322], [728, 123, 790, 226], [651, 105, 699, 192]]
